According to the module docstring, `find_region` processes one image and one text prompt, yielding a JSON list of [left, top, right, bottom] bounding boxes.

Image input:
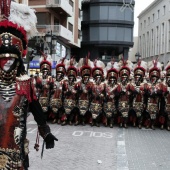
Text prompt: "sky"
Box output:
[[134, 0, 155, 36]]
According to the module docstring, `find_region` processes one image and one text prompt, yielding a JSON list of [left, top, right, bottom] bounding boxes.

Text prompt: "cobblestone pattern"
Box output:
[[27, 120, 117, 170], [27, 114, 170, 170], [125, 128, 170, 170]]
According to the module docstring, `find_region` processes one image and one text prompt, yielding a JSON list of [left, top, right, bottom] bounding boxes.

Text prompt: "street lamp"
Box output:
[[135, 52, 141, 62], [45, 31, 57, 55]]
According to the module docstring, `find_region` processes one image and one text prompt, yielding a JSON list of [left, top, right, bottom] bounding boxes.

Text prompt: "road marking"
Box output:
[[116, 128, 129, 170], [72, 131, 113, 138]]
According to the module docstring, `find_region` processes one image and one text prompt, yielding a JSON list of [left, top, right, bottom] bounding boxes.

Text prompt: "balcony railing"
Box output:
[[46, 0, 72, 16], [37, 25, 72, 42]]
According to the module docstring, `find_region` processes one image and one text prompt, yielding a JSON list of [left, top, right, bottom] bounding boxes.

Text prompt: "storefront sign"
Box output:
[[29, 60, 57, 69]]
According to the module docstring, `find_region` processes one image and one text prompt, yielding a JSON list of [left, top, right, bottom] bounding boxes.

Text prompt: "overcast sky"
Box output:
[[134, 0, 155, 36]]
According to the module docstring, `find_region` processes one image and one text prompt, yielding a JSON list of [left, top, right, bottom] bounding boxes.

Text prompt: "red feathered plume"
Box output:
[[152, 56, 159, 68], [61, 53, 67, 64], [39, 50, 47, 60], [111, 58, 114, 68], [70, 56, 75, 66]]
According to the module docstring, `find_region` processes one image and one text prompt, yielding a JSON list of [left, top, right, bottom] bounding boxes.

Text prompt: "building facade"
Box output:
[[81, 0, 135, 63], [26, 0, 81, 75], [128, 36, 138, 63], [138, 0, 170, 65]]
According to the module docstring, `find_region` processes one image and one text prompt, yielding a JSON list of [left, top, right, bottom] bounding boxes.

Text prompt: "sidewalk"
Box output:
[[27, 115, 170, 170]]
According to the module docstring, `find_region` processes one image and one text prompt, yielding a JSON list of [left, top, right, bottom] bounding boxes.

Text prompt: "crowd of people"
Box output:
[[33, 52, 170, 131]]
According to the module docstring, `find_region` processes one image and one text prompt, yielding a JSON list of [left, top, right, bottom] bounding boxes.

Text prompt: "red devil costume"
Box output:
[[0, 1, 57, 169], [133, 60, 147, 128], [103, 59, 120, 128], [118, 60, 135, 128], [76, 55, 93, 125], [50, 57, 66, 124], [89, 59, 105, 127], [61, 57, 78, 125]]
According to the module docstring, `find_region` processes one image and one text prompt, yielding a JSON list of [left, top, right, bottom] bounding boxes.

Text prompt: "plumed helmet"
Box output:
[[92, 58, 105, 78], [78, 53, 93, 77], [119, 59, 133, 78], [148, 59, 161, 78], [165, 61, 170, 76], [0, 1, 38, 58], [66, 57, 78, 78], [134, 60, 147, 77], [56, 56, 66, 75], [105, 58, 120, 80], [39, 51, 52, 72]]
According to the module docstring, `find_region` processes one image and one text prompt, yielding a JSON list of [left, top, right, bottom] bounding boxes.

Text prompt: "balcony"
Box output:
[[46, 0, 72, 17], [37, 25, 72, 43]]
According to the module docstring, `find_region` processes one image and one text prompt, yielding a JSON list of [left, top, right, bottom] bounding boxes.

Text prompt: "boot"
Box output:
[[105, 119, 108, 127], [91, 120, 94, 126], [160, 124, 164, 130], [52, 119, 57, 124], [167, 126, 170, 131], [124, 123, 128, 128], [138, 124, 142, 129], [57, 119, 61, 124], [82, 117, 85, 126], [151, 124, 155, 130], [74, 121, 79, 126], [119, 123, 123, 127], [69, 121, 72, 125], [61, 121, 66, 126], [124, 118, 128, 128], [109, 119, 113, 128], [151, 120, 155, 130], [96, 122, 100, 127], [82, 121, 85, 126]]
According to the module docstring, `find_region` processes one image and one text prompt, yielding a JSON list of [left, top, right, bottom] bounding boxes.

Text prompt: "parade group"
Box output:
[[34, 52, 170, 131]]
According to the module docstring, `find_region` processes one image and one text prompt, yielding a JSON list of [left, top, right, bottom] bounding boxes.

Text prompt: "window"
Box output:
[[68, 22, 73, 33], [144, 20, 146, 28], [79, 9, 81, 18], [148, 17, 150, 25], [36, 13, 50, 25], [157, 10, 160, 19], [151, 29, 154, 56], [152, 13, 155, 22], [163, 5, 166, 15], [140, 23, 142, 30], [78, 30, 81, 39], [168, 20, 170, 52], [143, 34, 145, 58], [161, 23, 165, 53], [69, 0, 74, 11], [146, 31, 149, 57], [139, 36, 142, 56], [69, 0, 73, 7], [156, 26, 159, 54]]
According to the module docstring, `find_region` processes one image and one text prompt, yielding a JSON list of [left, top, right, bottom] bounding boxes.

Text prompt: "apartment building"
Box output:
[[80, 0, 135, 63], [138, 0, 170, 65], [25, 0, 81, 75]]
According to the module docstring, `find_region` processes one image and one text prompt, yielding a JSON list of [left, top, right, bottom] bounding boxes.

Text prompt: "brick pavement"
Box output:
[[27, 115, 170, 170]]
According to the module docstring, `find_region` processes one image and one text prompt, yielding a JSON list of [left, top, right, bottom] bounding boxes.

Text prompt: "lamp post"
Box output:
[[45, 31, 57, 56], [135, 52, 141, 62]]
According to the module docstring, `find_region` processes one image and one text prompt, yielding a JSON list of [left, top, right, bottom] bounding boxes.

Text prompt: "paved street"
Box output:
[[27, 115, 170, 170]]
